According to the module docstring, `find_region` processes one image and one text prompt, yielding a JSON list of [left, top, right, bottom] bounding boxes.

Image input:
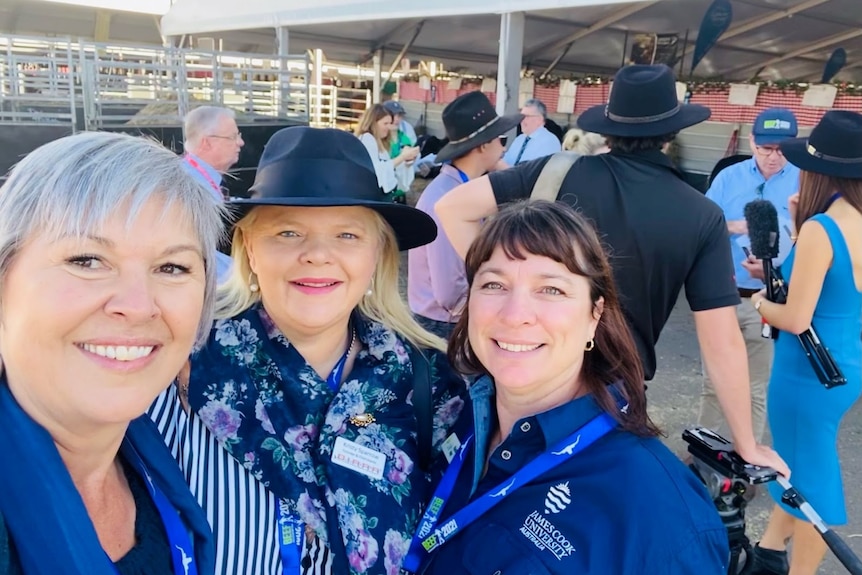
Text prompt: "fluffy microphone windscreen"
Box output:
[[744, 200, 780, 259]]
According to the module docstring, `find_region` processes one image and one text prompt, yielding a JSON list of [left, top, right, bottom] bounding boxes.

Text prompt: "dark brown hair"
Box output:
[[604, 132, 677, 154], [796, 170, 862, 232], [448, 200, 659, 437]]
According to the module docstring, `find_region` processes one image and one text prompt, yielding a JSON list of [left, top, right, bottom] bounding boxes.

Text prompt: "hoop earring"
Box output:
[[248, 272, 259, 293], [585, 339, 595, 352]]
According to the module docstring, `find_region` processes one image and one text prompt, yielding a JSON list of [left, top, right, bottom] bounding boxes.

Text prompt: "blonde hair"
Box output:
[[562, 128, 607, 156], [216, 206, 445, 352], [355, 104, 393, 153]]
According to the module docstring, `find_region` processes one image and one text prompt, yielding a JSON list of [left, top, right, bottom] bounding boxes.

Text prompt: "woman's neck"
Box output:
[[7, 378, 126, 486], [270, 314, 355, 379], [493, 376, 584, 445]]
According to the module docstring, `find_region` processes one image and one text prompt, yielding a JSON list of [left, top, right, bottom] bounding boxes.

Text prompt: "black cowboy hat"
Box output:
[[577, 65, 711, 138], [435, 91, 523, 163], [227, 126, 437, 250], [780, 110, 862, 180]]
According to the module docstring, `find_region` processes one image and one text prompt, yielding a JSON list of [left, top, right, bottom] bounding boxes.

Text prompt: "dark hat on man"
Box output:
[[781, 110, 862, 180], [577, 65, 711, 137], [228, 127, 437, 250], [435, 91, 523, 163], [752, 108, 798, 145], [382, 100, 407, 116]]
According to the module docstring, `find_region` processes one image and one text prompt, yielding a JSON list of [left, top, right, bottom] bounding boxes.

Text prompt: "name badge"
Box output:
[[331, 436, 386, 480], [440, 433, 462, 463]]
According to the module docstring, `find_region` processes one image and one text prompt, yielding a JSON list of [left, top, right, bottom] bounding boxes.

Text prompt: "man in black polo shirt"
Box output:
[[435, 65, 787, 475]]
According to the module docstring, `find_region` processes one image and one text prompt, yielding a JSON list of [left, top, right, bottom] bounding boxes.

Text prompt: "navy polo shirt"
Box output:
[[421, 379, 729, 575]]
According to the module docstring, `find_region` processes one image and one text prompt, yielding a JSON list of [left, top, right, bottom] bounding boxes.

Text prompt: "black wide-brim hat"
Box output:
[[780, 110, 862, 180], [435, 91, 523, 163], [227, 126, 437, 251], [577, 65, 710, 138]]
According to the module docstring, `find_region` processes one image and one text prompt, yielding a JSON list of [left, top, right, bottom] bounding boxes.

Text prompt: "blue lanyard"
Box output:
[[326, 329, 354, 392], [275, 332, 353, 572], [402, 411, 617, 572], [114, 444, 199, 575], [452, 165, 469, 184], [276, 502, 305, 574]]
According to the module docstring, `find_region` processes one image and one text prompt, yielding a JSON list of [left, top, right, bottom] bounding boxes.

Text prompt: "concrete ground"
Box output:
[[403, 176, 862, 575]]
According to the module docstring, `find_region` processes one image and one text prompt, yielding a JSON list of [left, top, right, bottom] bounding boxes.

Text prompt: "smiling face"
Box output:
[[467, 246, 602, 397], [243, 205, 381, 339], [0, 196, 206, 428]]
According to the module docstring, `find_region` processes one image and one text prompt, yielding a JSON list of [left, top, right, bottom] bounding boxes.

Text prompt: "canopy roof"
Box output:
[[158, 0, 862, 81], [2, 0, 860, 82]]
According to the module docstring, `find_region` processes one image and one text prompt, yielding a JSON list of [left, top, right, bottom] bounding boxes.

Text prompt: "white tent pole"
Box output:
[[276, 26, 289, 118], [372, 50, 382, 104], [495, 11, 525, 118]]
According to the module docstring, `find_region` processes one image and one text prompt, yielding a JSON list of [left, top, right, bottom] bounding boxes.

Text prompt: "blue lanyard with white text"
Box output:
[[276, 502, 305, 574], [113, 444, 199, 575], [401, 411, 617, 572]]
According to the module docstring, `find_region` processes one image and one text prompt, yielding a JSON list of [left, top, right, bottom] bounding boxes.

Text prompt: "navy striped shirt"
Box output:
[[149, 386, 333, 575]]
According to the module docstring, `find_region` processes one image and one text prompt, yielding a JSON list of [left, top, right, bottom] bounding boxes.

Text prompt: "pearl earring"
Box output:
[[248, 272, 259, 293]]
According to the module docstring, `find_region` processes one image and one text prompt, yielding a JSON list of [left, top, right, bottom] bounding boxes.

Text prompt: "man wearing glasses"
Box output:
[[182, 105, 245, 282], [698, 108, 800, 444], [502, 98, 561, 166]]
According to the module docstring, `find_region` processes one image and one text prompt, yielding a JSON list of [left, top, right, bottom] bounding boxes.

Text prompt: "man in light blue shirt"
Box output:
[[698, 108, 800, 442], [182, 106, 245, 283], [502, 98, 561, 166]]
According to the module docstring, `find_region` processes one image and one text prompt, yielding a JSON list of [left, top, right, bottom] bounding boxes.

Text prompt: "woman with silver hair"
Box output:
[[150, 126, 468, 575], [0, 132, 222, 574]]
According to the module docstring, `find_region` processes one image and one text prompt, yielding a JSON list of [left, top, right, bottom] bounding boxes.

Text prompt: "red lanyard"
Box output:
[[184, 155, 222, 197]]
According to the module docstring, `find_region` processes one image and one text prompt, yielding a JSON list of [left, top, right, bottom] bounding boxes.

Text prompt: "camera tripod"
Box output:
[[683, 427, 862, 575]]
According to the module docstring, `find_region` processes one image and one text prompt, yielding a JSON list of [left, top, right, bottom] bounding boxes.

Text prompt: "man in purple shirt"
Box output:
[[408, 92, 521, 338]]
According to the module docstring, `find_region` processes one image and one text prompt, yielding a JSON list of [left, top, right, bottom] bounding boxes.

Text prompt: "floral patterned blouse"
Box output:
[[183, 304, 467, 575]]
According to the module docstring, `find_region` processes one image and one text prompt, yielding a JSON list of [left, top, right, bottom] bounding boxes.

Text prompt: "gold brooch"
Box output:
[[349, 413, 376, 427]]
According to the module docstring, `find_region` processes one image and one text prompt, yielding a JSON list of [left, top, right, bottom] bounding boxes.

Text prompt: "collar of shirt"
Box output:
[[468, 375, 606, 490], [186, 153, 221, 181], [184, 153, 224, 201], [747, 157, 801, 187], [607, 148, 684, 178], [440, 163, 468, 183]]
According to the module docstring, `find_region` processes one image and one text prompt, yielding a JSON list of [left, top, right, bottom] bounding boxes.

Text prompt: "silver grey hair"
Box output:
[[183, 106, 237, 148], [0, 131, 225, 348], [524, 98, 548, 119]]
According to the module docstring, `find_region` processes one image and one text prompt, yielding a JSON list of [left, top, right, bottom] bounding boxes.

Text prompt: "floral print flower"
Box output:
[[255, 398, 276, 434], [347, 528, 379, 573], [197, 399, 242, 444], [383, 530, 410, 575]]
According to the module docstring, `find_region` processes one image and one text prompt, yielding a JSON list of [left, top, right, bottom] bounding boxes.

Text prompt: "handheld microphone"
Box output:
[[745, 200, 781, 338], [743, 200, 846, 389]]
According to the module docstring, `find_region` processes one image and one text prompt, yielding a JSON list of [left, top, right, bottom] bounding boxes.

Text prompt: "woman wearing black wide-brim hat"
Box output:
[[747, 110, 862, 575], [152, 126, 469, 575]]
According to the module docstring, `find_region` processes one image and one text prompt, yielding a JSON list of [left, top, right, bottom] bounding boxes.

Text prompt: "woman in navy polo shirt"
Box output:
[[403, 200, 729, 575]]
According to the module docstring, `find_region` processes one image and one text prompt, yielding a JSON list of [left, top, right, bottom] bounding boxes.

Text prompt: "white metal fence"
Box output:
[[0, 34, 312, 129]]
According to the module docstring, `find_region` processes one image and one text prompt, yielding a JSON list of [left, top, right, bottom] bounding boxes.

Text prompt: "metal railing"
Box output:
[[0, 35, 77, 125], [310, 84, 371, 129], [0, 34, 313, 129]]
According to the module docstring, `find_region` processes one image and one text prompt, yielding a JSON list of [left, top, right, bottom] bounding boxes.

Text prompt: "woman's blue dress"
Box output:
[[767, 213, 862, 525]]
